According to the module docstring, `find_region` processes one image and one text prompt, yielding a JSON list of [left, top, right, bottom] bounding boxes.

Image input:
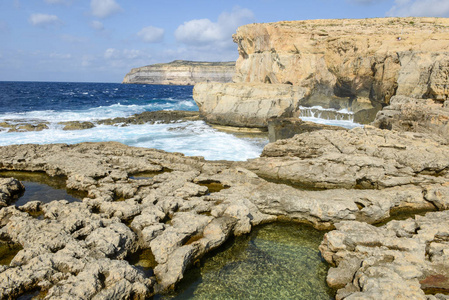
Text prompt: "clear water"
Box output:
[[160, 222, 335, 300], [0, 82, 267, 161], [0, 171, 84, 206]]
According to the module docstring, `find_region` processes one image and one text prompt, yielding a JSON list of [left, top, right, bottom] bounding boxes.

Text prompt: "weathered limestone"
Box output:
[[319, 210, 449, 299], [0, 137, 447, 298], [193, 82, 308, 128], [193, 18, 449, 127], [0, 178, 24, 207], [123, 60, 235, 85], [373, 95, 449, 141], [233, 18, 449, 106], [267, 117, 346, 142]]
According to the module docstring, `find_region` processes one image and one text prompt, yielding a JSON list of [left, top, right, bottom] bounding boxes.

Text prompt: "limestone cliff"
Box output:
[[194, 17, 449, 127], [123, 60, 235, 85]]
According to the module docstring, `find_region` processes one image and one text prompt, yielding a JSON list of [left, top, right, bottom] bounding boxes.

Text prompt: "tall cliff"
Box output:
[[123, 60, 235, 85], [194, 18, 449, 128]]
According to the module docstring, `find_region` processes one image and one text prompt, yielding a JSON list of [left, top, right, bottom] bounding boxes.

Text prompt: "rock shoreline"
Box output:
[[0, 122, 448, 298]]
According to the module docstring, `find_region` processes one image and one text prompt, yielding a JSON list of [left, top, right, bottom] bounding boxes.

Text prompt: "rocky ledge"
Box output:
[[123, 60, 235, 85], [0, 119, 448, 298]]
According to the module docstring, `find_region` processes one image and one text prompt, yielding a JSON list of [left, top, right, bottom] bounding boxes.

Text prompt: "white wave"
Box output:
[[299, 106, 354, 115], [0, 101, 197, 123], [300, 116, 361, 129], [0, 121, 265, 161]]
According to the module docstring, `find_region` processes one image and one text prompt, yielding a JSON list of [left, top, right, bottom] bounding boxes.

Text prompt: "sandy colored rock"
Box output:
[[123, 60, 235, 85], [193, 82, 308, 127], [372, 95, 449, 141], [319, 210, 449, 299], [194, 18, 449, 127]]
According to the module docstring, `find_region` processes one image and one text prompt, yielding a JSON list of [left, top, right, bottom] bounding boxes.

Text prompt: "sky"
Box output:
[[1, 0, 449, 83]]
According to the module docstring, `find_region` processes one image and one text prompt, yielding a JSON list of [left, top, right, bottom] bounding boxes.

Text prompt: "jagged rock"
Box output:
[[319, 210, 449, 299], [97, 110, 200, 126], [0, 121, 49, 132], [267, 117, 346, 142], [0, 138, 447, 298], [59, 121, 95, 131], [372, 95, 449, 141], [123, 60, 235, 85], [0, 177, 24, 207], [245, 126, 449, 189]]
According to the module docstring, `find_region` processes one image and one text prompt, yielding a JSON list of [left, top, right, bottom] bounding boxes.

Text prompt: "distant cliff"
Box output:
[[122, 60, 235, 85], [194, 17, 449, 127]]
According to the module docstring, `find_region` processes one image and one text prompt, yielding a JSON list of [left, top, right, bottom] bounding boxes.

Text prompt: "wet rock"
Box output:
[[59, 121, 95, 130], [0, 121, 49, 132], [267, 117, 346, 142], [0, 177, 24, 207], [97, 110, 200, 126]]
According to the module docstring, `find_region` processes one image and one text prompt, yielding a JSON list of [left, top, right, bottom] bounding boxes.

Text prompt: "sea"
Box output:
[[0, 81, 361, 161]]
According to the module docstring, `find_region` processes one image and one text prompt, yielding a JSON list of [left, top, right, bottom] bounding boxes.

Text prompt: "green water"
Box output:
[[0, 241, 22, 265], [160, 222, 335, 300], [0, 171, 85, 206]]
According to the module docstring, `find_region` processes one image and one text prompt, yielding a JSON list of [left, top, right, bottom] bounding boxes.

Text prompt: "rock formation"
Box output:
[[122, 60, 235, 85], [194, 17, 449, 127], [0, 121, 449, 298]]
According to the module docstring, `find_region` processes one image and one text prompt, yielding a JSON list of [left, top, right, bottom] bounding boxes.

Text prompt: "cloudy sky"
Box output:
[[1, 0, 448, 83]]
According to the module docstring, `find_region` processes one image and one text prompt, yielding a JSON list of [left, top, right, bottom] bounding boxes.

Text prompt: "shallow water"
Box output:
[[159, 222, 335, 300], [0, 241, 22, 265], [0, 171, 84, 206]]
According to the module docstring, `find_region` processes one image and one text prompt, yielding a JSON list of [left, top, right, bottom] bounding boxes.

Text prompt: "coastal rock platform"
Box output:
[[0, 125, 448, 298]]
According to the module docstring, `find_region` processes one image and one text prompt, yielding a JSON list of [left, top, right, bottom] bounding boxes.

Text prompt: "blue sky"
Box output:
[[1, 0, 448, 83]]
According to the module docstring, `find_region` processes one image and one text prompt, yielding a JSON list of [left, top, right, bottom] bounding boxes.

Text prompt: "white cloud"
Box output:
[[90, 20, 104, 31], [90, 0, 122, 18], [387, 0, 449, 17], [175, 6, 254, 47], [29, 13, 63, 27], [137, 26, 164, 43]]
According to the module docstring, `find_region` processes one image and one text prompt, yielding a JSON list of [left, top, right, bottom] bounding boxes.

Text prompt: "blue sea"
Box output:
[[0, 81, 267, 161]]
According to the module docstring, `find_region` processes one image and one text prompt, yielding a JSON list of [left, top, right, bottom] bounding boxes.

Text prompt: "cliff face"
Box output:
[[123, 60, 235, 85], [233, 18, 449, 107], [194, 18, 449, 127]]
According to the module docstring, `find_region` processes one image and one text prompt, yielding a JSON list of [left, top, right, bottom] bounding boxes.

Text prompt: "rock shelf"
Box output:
[[0, 129, 447, 298]]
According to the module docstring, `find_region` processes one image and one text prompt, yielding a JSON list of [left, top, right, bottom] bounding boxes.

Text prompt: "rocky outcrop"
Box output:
[[245, 126, 449, 190], [267, 117, 346, 142], [0, 178, 24, 207], [0, 136, 446, 298], [193, 82, 307, 128], [319, 210, 449, 299], [372, 95, 449, 141], [193, 17, 449, 127], [123, 60, 235, 85], [97, 110, 200, 126]]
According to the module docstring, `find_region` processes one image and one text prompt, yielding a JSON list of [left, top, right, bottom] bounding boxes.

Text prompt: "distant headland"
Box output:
[[122, 60, 235, 85]]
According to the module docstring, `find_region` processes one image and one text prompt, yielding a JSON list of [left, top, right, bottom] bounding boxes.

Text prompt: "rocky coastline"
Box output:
[[0, 17, 449, 299], [122, 60, 235, 85]]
